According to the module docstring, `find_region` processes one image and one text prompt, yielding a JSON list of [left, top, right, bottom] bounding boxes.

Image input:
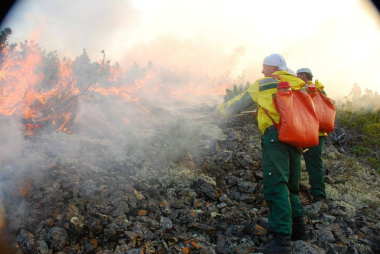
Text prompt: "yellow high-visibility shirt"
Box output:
[[219, 71, 304, 134]]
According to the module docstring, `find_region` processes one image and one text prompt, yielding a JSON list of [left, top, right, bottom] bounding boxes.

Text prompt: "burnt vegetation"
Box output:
[[0, 28, 380, 253]]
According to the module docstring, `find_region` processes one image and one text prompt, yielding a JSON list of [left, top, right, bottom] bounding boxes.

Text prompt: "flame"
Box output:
[[92, 86, 139, 102], [108, 63, 123, 82], [0, 46, 44, 116], [0, 39, 234, 136], [0, 44, 86, 135], [12, 179, 31, 197]]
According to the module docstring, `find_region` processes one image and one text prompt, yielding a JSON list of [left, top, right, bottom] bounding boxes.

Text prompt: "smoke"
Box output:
[[2, 0, 379, 101], [0, 116, 24, 162], [0, 0, 379, 171], [1, 1, 380, 246], [0, 0, 378, 184], [0, 35, 223, 185]]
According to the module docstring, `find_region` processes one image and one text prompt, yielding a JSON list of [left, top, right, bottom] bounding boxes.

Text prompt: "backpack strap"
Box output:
[[262, 107, 279, 130], [261, 74, 282, 129]]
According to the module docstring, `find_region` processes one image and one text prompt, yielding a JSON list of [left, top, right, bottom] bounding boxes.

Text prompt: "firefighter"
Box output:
[[213, 53, 309, 253], [296, 68, 327, 203]]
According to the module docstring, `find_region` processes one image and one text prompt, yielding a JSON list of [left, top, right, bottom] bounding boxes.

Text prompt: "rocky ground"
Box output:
[[0, 104, 380, 254]]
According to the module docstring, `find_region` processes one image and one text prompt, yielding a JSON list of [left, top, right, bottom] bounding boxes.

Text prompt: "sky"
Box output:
[[1, 0, 380, 100]]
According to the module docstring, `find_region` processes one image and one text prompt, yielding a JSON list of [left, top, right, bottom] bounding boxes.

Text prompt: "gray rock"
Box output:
[[355, 243, 372, 254], [46, 227, 68, 252], [321, 214, 336, 224], [160, 216, 173, 230], [227, 176, 239, 187], [239, 193, 255, 204], [238, 156, 255, 169], [194, 179, 218, 200], [318, 227, 336, 243], [16, 229, 36, 252], [79, 179, 100, 200], [292, 240, 326, 254], [305, 202, 329, 219], [237, 181, 256, 193], [37, 240, 50, 254], [217, 202, 228, 209], [117, 200, 130, 214]]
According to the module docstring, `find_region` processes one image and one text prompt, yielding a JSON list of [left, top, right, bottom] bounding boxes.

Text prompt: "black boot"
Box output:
[[291, 216, 309, 241], [264, 233, 292, 254]]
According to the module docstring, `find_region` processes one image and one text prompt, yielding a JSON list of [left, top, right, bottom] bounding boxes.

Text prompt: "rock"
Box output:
[[239, 193, 255, 204], [46, 227, 69, 252], [238, 156, 255, 169], [354, 243, 372, 254], [317, 227, 336, 243], [187, 222, 216, 235], [237, 181, 256, 193], [117, 200, 130, 214], [16, 229, 36, 253], [160, 216, 172, 230], [1, 105, 380, 254], [193, 180, 218, 200], [321, 214, 336, 224], [305, 201, 329, 219], [292, 240, 326, 254], [226, 176, 239, 187], [79, 179, 101, 200]]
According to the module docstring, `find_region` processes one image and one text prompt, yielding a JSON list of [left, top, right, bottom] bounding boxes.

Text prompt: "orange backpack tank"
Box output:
[[263, 80, 320, 148], [306, 85, 336, 133]]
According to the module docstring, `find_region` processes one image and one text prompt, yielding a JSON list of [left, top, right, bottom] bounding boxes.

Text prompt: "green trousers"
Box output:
[[303, 136, 326, 198], [262, 128, 305, 234]]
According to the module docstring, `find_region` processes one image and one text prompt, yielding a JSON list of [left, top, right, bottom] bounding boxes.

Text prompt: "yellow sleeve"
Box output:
[[315, 79, 327, 95], [218, 89, 255, 116]]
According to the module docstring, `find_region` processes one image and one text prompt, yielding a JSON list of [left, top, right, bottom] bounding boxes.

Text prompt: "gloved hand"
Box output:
[[251, 108, 258, 117]]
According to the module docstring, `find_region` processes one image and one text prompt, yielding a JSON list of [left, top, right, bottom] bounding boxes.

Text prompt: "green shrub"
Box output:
[[335, 105, 380, 173], [224, 82, 251, 102], [223, 82, 258, 112]]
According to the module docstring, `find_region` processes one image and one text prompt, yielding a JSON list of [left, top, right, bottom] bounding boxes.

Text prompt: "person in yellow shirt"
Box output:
[[214, 54, 309, 253], [296, 68, 327, 203]]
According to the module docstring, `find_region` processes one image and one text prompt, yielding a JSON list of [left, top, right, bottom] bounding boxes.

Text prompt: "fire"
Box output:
[[92, 86, 139, 102], [0, 43, 92, 135], [0, 45, 44, 116], [12, 179, 31, 197], [0, 39, 234, 136]]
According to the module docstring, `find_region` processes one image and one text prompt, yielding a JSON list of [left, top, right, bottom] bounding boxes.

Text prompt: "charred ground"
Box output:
[[0, 102, 379, 254]]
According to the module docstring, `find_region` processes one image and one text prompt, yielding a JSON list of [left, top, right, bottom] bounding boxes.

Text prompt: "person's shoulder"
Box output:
[[315, 79, 324, 88], [279, 73, 304, 88]]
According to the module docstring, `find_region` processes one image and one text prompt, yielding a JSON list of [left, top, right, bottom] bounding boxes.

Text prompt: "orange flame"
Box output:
[[0, 40, 234, 135], [0, 46, 44, 116], [0, 44, 85, 135]]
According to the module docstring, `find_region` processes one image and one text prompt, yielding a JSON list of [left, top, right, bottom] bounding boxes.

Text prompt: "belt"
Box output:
[[264, 125, 276, 135]]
